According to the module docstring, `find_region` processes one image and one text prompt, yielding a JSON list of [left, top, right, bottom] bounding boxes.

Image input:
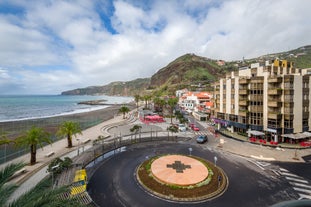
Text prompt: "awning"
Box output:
[[281, 133, 309, 140], [247, 130, 265, 136]]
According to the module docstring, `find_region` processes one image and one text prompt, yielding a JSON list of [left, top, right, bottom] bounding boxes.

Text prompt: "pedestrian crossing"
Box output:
[[279, 168, 311, 200], [194, 130, 214, 136]]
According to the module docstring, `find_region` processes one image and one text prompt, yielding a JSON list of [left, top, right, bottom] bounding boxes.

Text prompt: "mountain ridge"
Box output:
[[61, 45, 311, 96]]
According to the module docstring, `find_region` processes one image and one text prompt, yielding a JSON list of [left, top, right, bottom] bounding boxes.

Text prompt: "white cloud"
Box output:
[[0, 0, 310, 94]]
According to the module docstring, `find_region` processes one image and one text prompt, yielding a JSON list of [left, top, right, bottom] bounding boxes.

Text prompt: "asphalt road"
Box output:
[[87, 141, 303, 207]]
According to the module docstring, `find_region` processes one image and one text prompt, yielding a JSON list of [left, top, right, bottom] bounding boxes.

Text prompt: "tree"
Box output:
[[0, 163, 84, 207], [47, 157, 73, 175], [134, 94, 140, 112], [167, 97, 178, 123], [16, 126, 51, 165], [153, 97, 166, 113], [0, 132, 15, 162], [57, 121, 82, 148], [0, 132, 11, 145], [167, 125, 178, 141], [142, 94, 152, 109], [130, 125, 142, 142], [119, 106, 130, 119], [0, 162, 25, 206]]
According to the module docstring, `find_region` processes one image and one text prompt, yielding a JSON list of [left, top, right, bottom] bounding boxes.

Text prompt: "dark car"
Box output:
[[196, 135, 208, 143]]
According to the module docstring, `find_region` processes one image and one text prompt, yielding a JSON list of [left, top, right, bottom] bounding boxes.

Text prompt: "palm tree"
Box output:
[[142, 94, 152, 109], [0, 132, 11, 145], [57, 121, 82, 148], [119, 106, 130, 119], [167, 125, 178, 141], [0, 132, 14, 163], [16, 126, 51, 165], [153, 97, 166, 113], [167, 97, 178, 123], [0, 162, 84, 207], [0, 162, 25, 206], [134, 94, 140, 112], [130, 125, 142, 141]]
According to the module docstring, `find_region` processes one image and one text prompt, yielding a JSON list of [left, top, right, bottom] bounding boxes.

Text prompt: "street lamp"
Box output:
[[188, 147, 193, 156], [76, 138, 81, 156], [214, 156, 218, 166]]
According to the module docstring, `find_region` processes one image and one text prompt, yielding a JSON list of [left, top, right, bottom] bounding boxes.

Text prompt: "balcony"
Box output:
[[268, 89, 282, 95], [268, 112, 282, 119], [268, 77, 282, 83], [249, 95, 263, 101], [284, 98, 294, 103], [268, 99, 282, 107], [239, 79, 249, 84], [284, 114, 294, 120], [239, 100, 248, 106], [249, 106, 263, 112], [239, 110, 248, 116], [239, 89, 248, 95]]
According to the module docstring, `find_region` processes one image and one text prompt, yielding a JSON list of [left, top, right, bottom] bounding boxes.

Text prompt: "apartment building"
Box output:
[[178, 91, 212, 113], [212, 59, 311, 143]]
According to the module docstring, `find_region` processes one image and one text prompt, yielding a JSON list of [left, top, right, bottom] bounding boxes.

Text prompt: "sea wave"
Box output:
[[0, 105, 109, 123]]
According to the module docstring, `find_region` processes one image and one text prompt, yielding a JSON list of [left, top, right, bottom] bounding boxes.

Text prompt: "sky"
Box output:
[[0, 0, 310, 95]]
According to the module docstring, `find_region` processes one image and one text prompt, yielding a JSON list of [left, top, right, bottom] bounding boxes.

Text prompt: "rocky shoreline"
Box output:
[[78, 99, 126, 106]]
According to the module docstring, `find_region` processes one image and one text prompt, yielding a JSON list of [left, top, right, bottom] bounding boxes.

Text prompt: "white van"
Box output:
[[178, 124, 187, 132]]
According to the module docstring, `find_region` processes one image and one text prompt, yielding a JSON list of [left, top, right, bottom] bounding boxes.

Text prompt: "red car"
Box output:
[[193, 126, 200, 131]]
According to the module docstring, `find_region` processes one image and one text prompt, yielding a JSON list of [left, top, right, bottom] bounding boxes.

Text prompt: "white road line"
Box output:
[[272, 170, 280, 176], [286, 177, 309, 184], [298, 193, 311, 200], [290, 182, 311, 189], [257, 161, 271, 167], [294, 187, 311, 194], [279, 168, 288, 172], [281, 172, 303, 178]]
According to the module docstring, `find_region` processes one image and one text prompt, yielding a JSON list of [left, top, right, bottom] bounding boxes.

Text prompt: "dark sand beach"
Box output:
[[0, 103, 136, 139]]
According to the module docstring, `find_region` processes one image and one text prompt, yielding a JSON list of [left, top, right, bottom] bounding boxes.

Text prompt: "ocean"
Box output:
[[0, 95, 133, 122]]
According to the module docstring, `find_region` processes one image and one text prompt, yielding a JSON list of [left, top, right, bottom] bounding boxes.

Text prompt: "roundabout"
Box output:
[[87, 141, 299, 207]]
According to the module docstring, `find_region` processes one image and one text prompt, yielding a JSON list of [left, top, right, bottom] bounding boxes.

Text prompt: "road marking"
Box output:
[[290, 182, 311, 189], [272, 170, 280, 176], [256, 161, 271, 167], [281, 172, 303, 178], [298, 193, 311, 200], [279, 168, 288, 172], [285, 177, 309, 184], [293, 187, 311, 194], [247, 159, 265, 170]]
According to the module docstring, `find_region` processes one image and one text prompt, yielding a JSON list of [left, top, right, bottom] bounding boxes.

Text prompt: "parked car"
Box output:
[[196, 135, 208, 143], [189, 123, 195, 128], [178, 124, 187, 132], [193, 125, 200, 131]]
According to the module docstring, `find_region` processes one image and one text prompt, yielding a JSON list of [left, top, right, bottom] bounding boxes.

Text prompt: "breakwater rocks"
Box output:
[[78, 99, 109, 105]]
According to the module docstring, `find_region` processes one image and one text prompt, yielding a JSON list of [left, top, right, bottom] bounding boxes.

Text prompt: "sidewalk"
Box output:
[[2, 114, 126, 202], [198, 121, 311, 163]]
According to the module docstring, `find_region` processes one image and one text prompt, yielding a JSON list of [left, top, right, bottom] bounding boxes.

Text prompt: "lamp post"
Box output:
[[188, 147, 193, 156], [76, 138, 81, 156], [214, 156, 218, 166]]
